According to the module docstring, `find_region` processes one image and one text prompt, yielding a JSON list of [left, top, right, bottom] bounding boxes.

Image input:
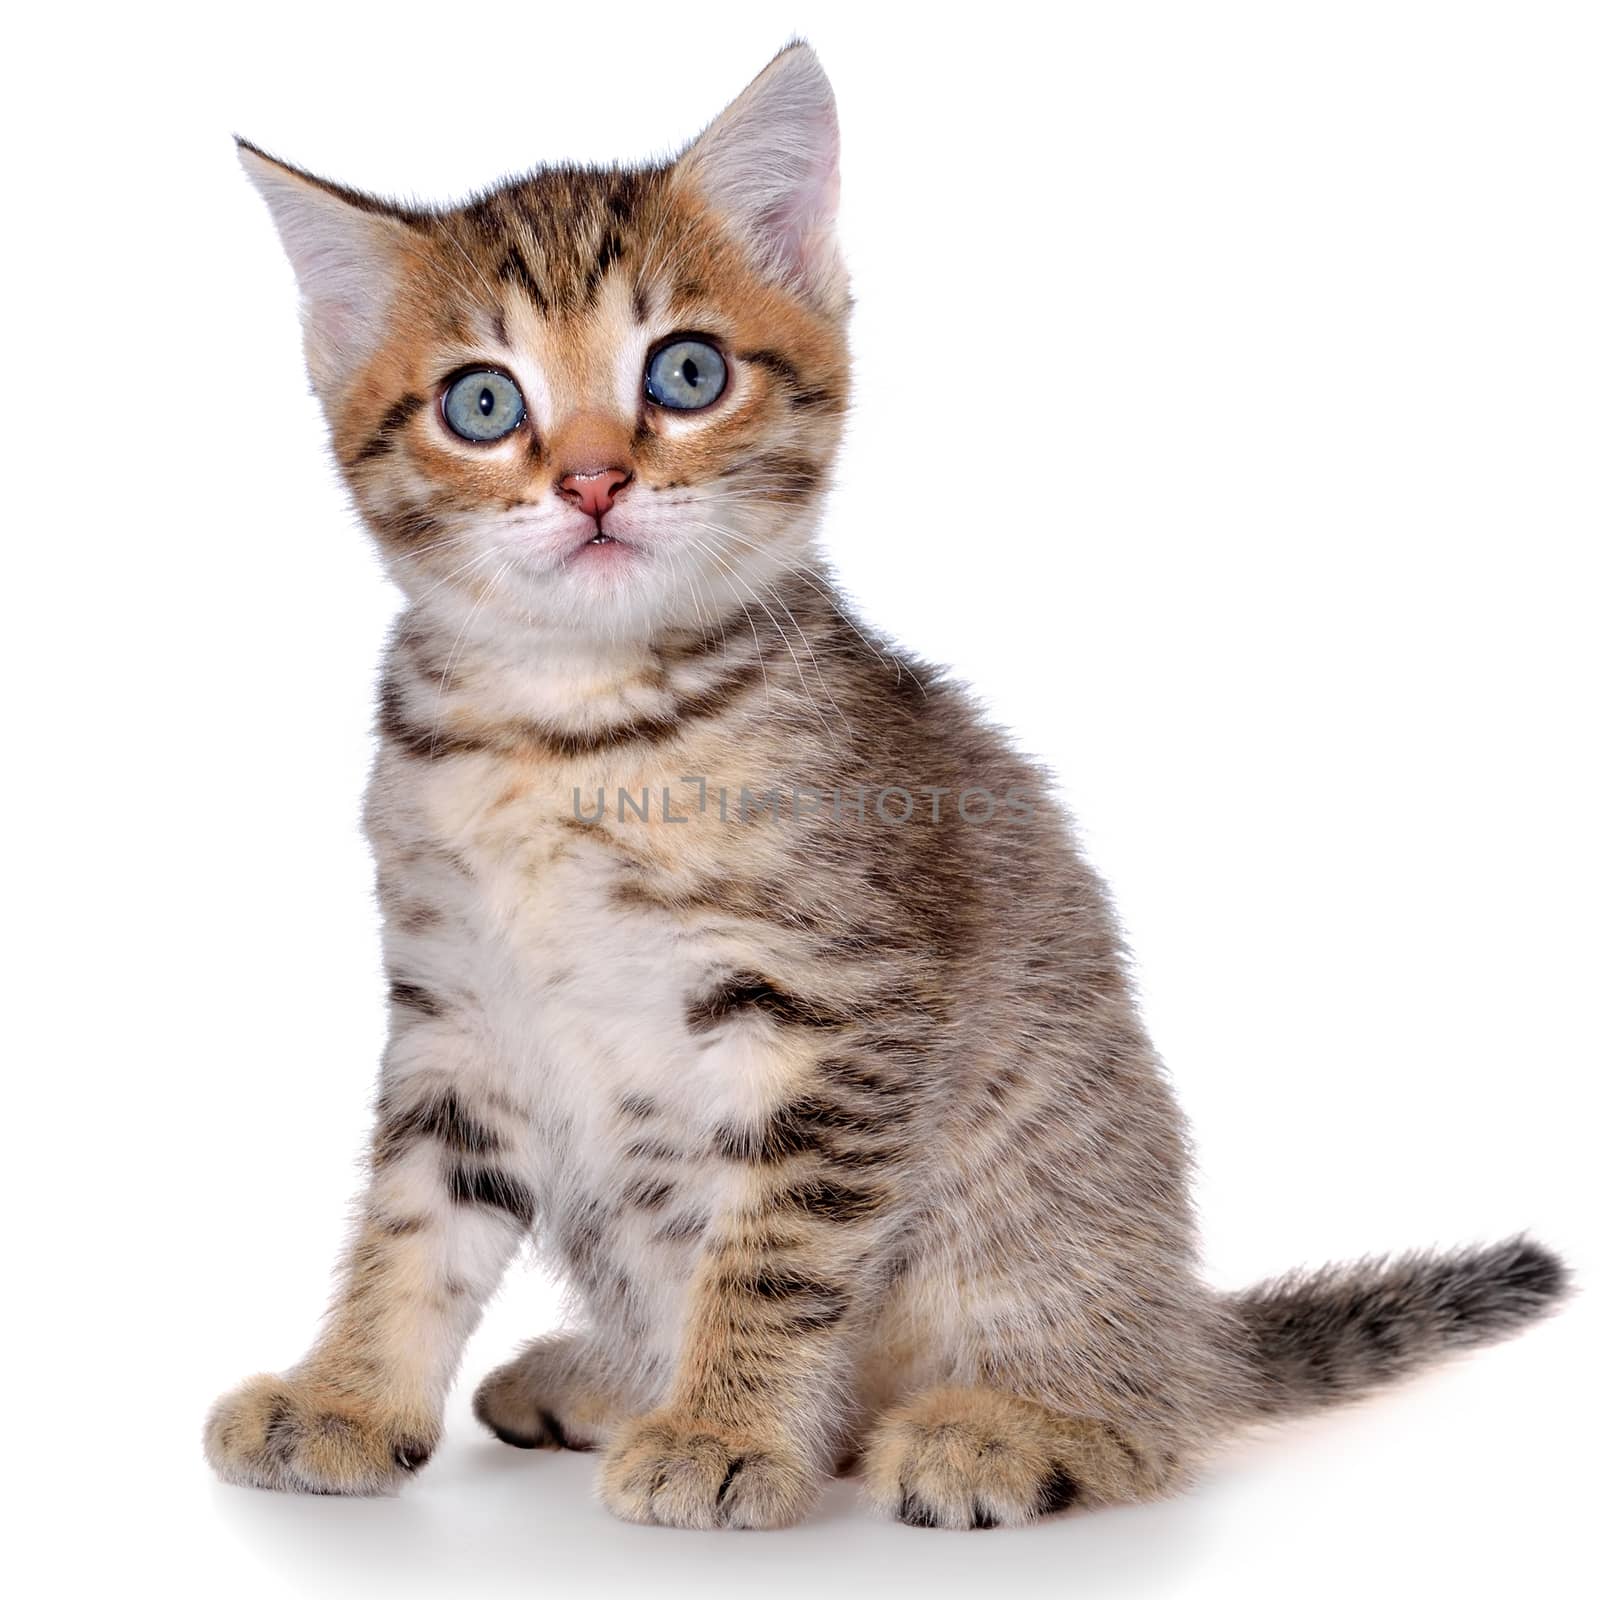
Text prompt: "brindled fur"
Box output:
[[205, 43, 1569, 1529]]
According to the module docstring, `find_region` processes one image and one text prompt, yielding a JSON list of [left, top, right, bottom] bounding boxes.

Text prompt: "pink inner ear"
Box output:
[[761, 126, 840, 282], [270, 202, 397, 361], [292, 233, 387, 357]]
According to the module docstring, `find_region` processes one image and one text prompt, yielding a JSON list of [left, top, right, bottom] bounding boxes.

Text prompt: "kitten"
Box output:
[[206, 43, 1567, 1529]]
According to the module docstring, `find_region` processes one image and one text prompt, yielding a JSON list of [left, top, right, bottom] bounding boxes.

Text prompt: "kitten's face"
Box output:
[[243, 46, 847, 642]]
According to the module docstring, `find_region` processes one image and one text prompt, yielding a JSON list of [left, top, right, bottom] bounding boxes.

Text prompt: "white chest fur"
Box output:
[[379, 750, 798, 1293]]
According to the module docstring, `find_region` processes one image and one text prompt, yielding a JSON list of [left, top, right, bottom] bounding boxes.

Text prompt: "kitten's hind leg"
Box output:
[[859, 1386, 1172, 1529], [473, 1333, 635, 1452]]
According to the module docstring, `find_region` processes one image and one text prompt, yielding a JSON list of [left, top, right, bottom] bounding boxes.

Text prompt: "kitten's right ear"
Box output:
[[236, 140, 414, 394]]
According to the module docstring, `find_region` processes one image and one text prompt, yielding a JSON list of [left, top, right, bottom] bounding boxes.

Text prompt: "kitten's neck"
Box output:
[[384, 574, 837, 752]]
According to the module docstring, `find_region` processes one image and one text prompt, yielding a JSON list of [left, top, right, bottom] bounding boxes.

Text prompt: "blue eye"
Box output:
[[644, 338, 727, 411], [442, 368, 526, 442]]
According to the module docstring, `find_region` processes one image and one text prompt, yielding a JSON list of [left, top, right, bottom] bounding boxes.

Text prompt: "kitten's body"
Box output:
[[207, 46, 1566, 1529], [376, 585, 1237, 1483]]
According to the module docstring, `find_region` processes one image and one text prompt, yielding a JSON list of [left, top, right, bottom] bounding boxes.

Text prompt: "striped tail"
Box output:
[[1228, 1234, 1569, 1419]]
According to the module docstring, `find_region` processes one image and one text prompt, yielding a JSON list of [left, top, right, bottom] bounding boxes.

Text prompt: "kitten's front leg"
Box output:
[[206, 1009, 534, 1494], [600, 1079, 898, 1530]]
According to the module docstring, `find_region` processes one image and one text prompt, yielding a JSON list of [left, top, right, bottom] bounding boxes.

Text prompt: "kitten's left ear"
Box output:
[[236, 140, 416, 396], [674, 42, 846, 313]]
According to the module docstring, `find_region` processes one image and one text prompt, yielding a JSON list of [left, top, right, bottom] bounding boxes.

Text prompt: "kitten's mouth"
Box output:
[[562, 526, 637, 563]]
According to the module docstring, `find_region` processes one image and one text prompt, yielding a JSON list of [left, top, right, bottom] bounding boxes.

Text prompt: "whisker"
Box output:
[[686, 516, 921, 695], [679, 520, 852, 740], [681, 533, 844, 748], [679, 535, 770, 706]]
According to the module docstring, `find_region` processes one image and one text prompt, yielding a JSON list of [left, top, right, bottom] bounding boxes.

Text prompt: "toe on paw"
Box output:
[[1035, 1463, 1080, 1516], [539, 1408, 592, 1451], [896, 1489, 943, 1528], [484, 1407, 591, 1452], [715, 1455, 747, 1509], [393, 1437, 434, 1472]]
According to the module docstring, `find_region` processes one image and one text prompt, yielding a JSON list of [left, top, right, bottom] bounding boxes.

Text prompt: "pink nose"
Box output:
[[556, 468, 631, 521]]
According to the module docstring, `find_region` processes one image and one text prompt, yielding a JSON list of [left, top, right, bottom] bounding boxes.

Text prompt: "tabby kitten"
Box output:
[[206, 44, 1566, 1529]]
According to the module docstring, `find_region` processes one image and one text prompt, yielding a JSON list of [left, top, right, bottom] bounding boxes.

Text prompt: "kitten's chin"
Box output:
[[430, 549, 708, 647]]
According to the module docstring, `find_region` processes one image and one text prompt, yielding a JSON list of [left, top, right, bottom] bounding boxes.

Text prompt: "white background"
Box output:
[[5, 3, 1596, 1596]]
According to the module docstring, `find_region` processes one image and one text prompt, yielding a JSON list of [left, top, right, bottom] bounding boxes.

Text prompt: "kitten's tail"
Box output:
[[1226, 1234, 1569, 1421]]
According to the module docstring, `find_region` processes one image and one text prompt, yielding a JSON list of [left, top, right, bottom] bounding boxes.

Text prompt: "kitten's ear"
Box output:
[[236, 140, 414, 394], [674, 42, 846, 312]]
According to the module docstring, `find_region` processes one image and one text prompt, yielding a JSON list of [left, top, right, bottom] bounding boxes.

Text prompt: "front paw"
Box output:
[[599, 1410, 819, 1529], [859, 1387, 1083, 1529], [204, 1372, 437, 1495]]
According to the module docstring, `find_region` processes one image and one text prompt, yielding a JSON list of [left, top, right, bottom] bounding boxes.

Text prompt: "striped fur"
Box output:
[[206, 44, 1568, 1528]]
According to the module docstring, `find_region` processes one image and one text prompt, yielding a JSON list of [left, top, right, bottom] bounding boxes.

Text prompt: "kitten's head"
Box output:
[[241, 43, 847, 642]]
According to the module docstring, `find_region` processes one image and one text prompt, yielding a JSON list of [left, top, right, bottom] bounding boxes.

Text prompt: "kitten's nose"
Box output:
[[556, 468, 632, 521]]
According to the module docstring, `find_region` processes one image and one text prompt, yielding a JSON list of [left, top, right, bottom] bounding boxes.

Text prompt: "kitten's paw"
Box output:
[[204, 1372, 437, 1495], [599, 1410, 819, 1529], [860, 1387, 1089, 1529], [473, 1335, 626, 1452]]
